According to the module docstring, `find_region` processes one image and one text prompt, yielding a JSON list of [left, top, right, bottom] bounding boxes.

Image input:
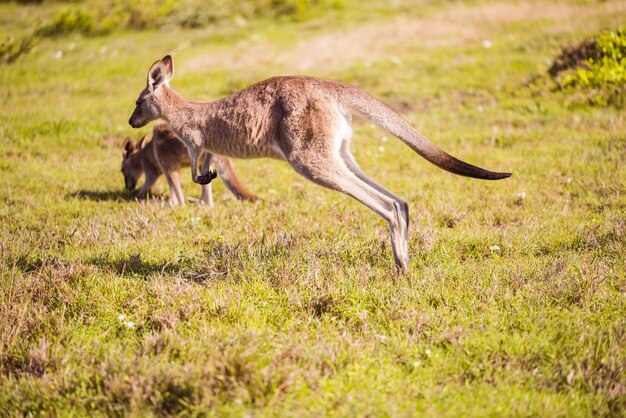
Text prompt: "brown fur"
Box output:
[[129, 55, 511, 270], [121, 122, 258, 206]]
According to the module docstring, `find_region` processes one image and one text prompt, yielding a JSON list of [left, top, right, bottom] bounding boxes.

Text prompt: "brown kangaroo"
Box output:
[[121, 121, 258, 206], [129, 55, 510, 270]]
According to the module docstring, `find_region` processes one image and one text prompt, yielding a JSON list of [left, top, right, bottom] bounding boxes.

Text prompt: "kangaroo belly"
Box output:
[[202, 93, 285, 160], [207, 140, 282, 160], [201, 120, 283, 160]]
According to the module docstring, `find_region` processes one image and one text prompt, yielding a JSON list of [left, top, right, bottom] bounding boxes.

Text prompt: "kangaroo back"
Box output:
[[343, 90, 511, 180], [152, 122, 190, 172]]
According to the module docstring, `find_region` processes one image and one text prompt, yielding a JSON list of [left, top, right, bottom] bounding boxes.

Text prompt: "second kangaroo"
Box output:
[[122, 121, 258, 206], [129, 55, 511, 270]]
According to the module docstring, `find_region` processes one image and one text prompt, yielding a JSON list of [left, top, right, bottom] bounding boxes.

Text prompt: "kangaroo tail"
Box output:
[[343, 90, 511, 180], [213, 156, 260, 202]]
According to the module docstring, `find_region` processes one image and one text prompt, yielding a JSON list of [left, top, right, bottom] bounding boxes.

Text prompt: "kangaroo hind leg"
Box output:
[[287, 150, 409, 271], [339, 138, 409, 258]]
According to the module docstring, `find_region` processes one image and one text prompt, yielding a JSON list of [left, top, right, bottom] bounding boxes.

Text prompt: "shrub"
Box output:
[[551, 28, 626, 107], [33, 0, 346, 36], [35, 7, 95, 36]]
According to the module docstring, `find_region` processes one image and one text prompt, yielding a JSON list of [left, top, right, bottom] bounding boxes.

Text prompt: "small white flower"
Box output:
[[477, 105, 484, 113], [54, 50, 63, 60], [117, 314, 126, 321], [124, 321, 135, 329], [425, 349, 432, 356], [482, 39, 493, 49], [490, 245, 501, 252], [378, 146, 385, 152], [390, 56, 402, 65], [516, 192, 527, 199], [381, 135, 389, 142], [99, 46, 107, 54], [412, 361, 421, 367]]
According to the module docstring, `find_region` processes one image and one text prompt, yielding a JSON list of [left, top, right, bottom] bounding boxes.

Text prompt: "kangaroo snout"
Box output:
[[124, 176, 136, 191], [129, 114, 149, 129]]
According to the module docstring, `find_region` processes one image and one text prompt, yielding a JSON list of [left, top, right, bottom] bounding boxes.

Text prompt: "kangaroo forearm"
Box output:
[[189, 151, 199, 182], [201, 152, 213, 175], [191, 150, 217, 185]]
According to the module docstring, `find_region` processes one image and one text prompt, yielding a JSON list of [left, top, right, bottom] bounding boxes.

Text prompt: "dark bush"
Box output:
[[550, 28, 626, 107]]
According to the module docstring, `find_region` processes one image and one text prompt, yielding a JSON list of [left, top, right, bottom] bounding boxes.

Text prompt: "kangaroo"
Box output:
[[121, 121, 258, 206], [129, 55, 511, 270]]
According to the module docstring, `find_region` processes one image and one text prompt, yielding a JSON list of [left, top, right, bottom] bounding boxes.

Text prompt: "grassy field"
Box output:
[[1, 0, 625, 416]]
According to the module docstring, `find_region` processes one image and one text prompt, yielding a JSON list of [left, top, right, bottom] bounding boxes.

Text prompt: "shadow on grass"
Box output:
[[83, 233, 398, 282], [69, 189, 141, 202], [13, 255, 46, 273], [87, 253, 191, 277], [6, 252, 186, 278], [84, 239, 291, 282]]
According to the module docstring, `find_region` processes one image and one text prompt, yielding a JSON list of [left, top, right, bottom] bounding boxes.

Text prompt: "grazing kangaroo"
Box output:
[[129, 55, 511, 270], [121, 121, 258, 206]]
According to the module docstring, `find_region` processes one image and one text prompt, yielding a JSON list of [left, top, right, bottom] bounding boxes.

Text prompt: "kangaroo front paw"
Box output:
[[196, 170, 218, 185]]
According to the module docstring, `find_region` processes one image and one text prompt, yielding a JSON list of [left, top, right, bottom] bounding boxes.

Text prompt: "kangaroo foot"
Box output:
[[196, 170, 218, 185]]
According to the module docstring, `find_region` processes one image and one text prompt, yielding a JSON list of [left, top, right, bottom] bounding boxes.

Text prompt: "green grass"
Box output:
[[1, 0, 625, 416]]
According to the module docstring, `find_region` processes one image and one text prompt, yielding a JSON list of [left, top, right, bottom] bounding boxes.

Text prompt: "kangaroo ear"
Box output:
[[122, 138, 133, 156], [162, 55, 173, 80], [138, 135, 147, 149], [147, 58, 170, 91]]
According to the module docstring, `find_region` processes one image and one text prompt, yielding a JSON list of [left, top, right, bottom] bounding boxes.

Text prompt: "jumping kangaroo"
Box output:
[[122, 121, 258, 206], [129, 55, 511, 270]]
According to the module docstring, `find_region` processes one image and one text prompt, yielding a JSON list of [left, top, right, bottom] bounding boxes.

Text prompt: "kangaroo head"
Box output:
[[121, 136, 145, 190], [128, 55, 174, 128]]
